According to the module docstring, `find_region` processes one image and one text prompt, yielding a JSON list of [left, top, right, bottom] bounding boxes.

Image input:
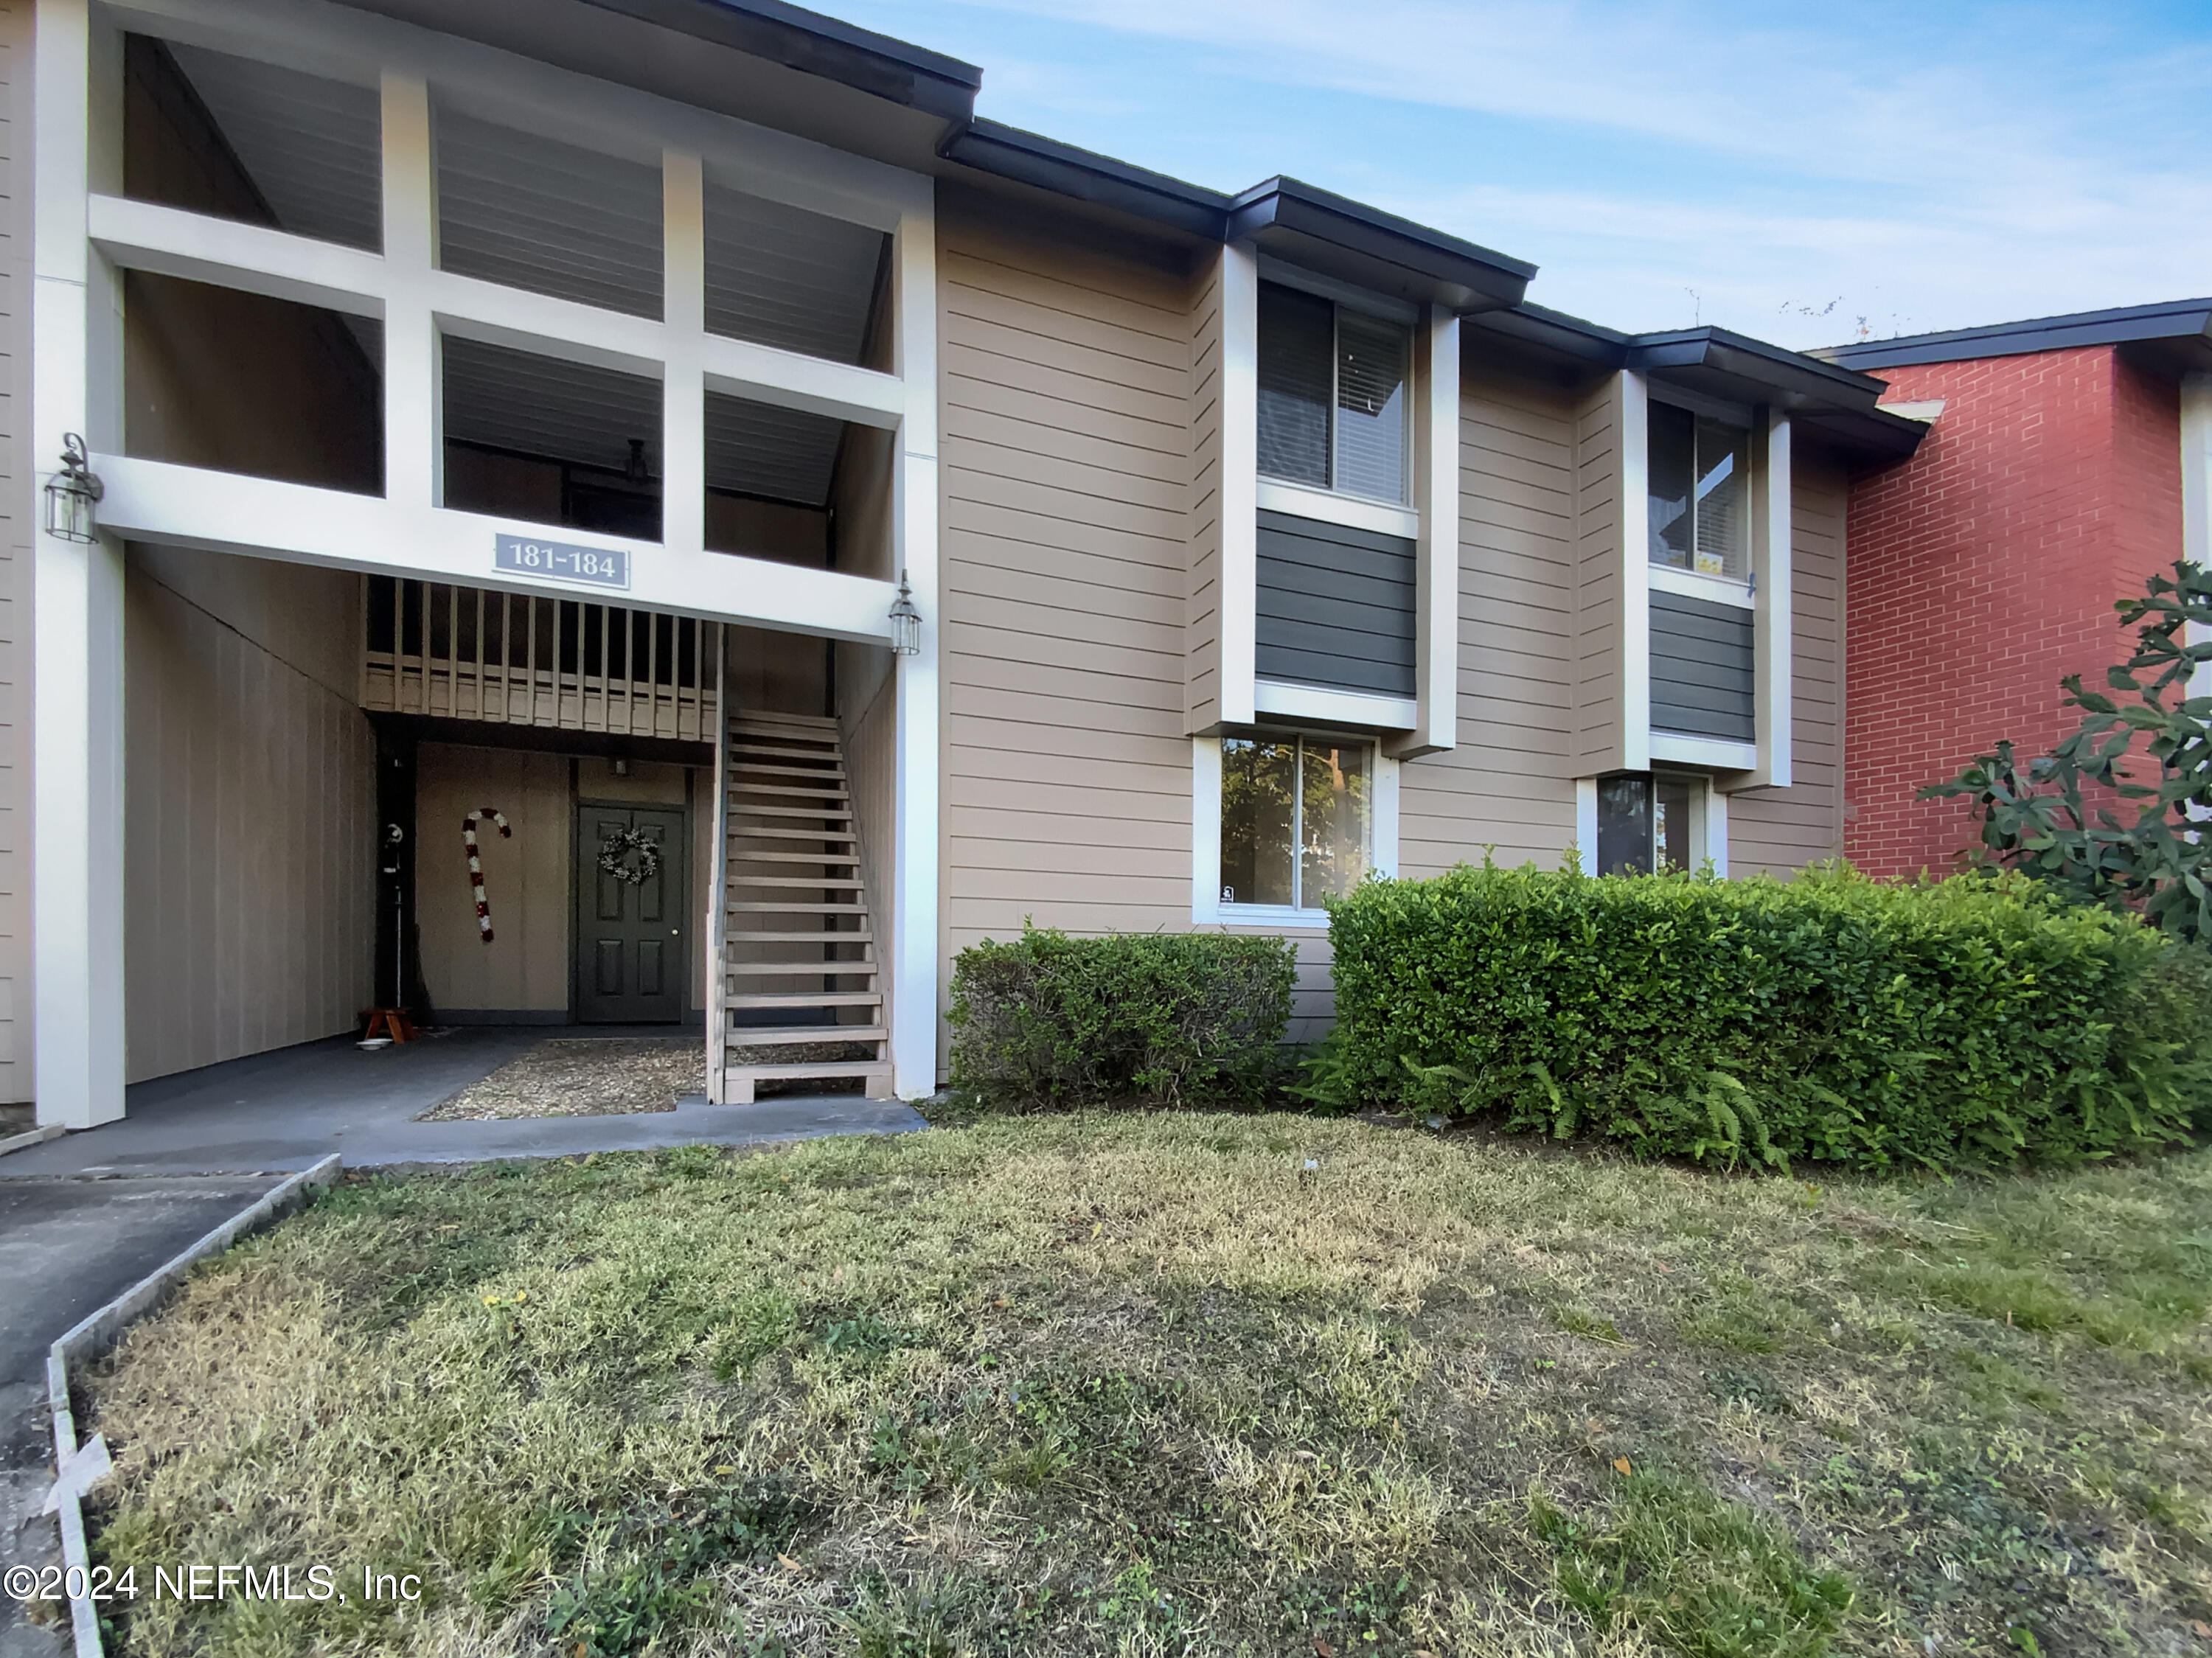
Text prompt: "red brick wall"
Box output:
[[1843, 347, 2182, 877]]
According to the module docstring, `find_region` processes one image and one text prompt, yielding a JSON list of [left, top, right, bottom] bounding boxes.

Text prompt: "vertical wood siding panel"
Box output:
[[124, 551, 378, 1083]]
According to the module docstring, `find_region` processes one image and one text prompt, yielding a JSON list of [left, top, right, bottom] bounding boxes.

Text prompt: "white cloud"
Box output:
[[900, 0, 2212, 344]]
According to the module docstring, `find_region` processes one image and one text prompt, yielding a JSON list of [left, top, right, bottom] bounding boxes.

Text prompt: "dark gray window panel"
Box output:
[[1255, 509, 1416, 697], [1650, 590, 1755, 742]]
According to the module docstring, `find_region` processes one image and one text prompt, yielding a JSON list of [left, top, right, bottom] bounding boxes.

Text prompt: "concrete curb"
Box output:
[[0, 1124, 63, 1158], [43, 1154, 342, 1657]]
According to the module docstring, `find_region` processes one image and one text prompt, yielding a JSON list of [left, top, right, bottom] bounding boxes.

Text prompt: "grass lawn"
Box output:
[[77, 1115, 2212, 1657]]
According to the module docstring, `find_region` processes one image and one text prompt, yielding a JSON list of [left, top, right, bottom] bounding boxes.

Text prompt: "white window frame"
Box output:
[[1572, 771, 1728, 877], [1218, 251, 1458, 756], [1620, 372, 1791, 789], [1254, 262, 1417, 511], [1645, 383, 1756, 602], [1192, 734, 1400, 927]]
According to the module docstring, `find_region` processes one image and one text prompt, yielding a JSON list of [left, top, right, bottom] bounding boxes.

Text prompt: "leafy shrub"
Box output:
[[948, 926, 1296, 1108], [1318, 861, 2210, 1171]]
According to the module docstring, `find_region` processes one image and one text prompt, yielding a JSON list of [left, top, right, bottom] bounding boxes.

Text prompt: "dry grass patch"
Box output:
[[72, 1115, 2212, 1657]]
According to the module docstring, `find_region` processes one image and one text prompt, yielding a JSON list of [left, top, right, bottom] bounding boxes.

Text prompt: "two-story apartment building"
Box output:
[[4, 0, 1923, 1130]]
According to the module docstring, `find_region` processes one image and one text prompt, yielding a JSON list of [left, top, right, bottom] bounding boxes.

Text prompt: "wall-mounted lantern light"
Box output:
[[888, 569, 921, 657], [44, 433, 102, 544]]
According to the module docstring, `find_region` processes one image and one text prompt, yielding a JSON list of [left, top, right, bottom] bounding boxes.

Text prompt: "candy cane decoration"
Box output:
[[462, 809, 511, 944]]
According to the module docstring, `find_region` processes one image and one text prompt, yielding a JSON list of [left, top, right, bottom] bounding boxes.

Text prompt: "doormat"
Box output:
[[417, 1035, 877, 1121]]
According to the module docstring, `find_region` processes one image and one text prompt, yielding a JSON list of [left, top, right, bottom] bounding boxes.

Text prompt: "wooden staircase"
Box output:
[[714, 708, 894, 1104]]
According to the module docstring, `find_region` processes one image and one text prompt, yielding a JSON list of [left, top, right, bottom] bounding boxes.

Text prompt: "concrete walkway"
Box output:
[[1, 1173, 285, 1656], [0, 1028, 928, 1180]]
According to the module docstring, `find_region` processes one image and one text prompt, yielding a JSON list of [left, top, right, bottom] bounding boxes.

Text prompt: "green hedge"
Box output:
[[949, 927, 1297, 1109], [1319, 862, 2211, 1171]]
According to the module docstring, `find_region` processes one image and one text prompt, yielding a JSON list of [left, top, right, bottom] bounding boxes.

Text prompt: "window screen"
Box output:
[[1256, 282, 1411, 504], [1649, 401, 1751, 579]]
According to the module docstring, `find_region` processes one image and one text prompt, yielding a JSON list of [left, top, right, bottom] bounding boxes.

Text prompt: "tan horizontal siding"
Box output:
[[937, 198, 1200, 1042], [1728, 456, 1848, 875], [1397, 357, 1583, 879]]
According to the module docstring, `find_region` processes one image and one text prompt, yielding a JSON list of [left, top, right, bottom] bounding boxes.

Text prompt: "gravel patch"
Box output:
[[418, 1036, 880, 1121]]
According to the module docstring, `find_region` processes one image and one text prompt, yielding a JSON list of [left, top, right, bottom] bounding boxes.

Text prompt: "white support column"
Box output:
[[1619, 371, 1652, 773], [32, 0, 127, 1128], [2182, 372, 2212, 706], [380, 73, 438, 511], [661, 151, 706, 557], [1217, 241, 1259, 728], [1390, 304, 1459, 759], [1750, 410, 1794, 788], [888, 189, 941, 1098]]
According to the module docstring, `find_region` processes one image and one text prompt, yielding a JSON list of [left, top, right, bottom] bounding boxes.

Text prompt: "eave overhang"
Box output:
[[1817, 298, 2212, 379], [1224, 178, 1535, 313]]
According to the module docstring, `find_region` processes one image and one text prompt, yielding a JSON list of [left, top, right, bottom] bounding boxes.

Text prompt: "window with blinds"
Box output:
[[1648, 401, 1751, 581], [1256, 281, 1411, 505]]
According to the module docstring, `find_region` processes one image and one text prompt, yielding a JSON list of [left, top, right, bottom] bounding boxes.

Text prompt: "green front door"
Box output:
[[574, 803, 686, 1023]]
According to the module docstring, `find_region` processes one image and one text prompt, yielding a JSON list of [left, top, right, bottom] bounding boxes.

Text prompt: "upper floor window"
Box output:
[[1257, 282, 1411, 505], [1649, 400, 1750, 581], [1220, 733, 1371, 912]]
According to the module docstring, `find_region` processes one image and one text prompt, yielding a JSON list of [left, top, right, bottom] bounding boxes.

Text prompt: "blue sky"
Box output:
[[823, 0, 2212, 350]]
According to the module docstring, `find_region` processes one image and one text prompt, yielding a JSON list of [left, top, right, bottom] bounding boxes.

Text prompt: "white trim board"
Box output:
[[1647, 562, 1754, 610], [1750, 410, 1794, 787], [1618, 372, 1653, 772], [1254, 678, 1418, 731], [1652, 731, 1758, 772], [94, 455, 905, 642], [1255, 476, 1418, 540]]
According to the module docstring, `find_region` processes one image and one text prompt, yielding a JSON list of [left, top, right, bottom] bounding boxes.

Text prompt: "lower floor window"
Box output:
[[1596, 772, 1701, 875], [1220, 734, 1371, 910]]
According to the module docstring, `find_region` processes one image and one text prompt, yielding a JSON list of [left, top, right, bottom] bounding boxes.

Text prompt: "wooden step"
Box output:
[[726, 826, 859, 844], [728, 929, 874, 942], [731, 710, 837, 730], [726, 743, 842, 762], [725, 849, 860, 865], [727, 804, 855, 822], [727, 901, 868, 913], [728, 761, 849, 782], [728, 989, 883, 1009], [726, 1024, 888, 1045], [726, 961, 877, 977], [729, 875, 863, 889], [722, 1059, 894, 1104], [730, 783, 851, 802], [725, 1059, 888, 1081]]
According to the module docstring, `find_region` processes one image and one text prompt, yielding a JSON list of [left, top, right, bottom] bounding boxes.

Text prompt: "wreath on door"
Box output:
[[597, 826, 663, 887]]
